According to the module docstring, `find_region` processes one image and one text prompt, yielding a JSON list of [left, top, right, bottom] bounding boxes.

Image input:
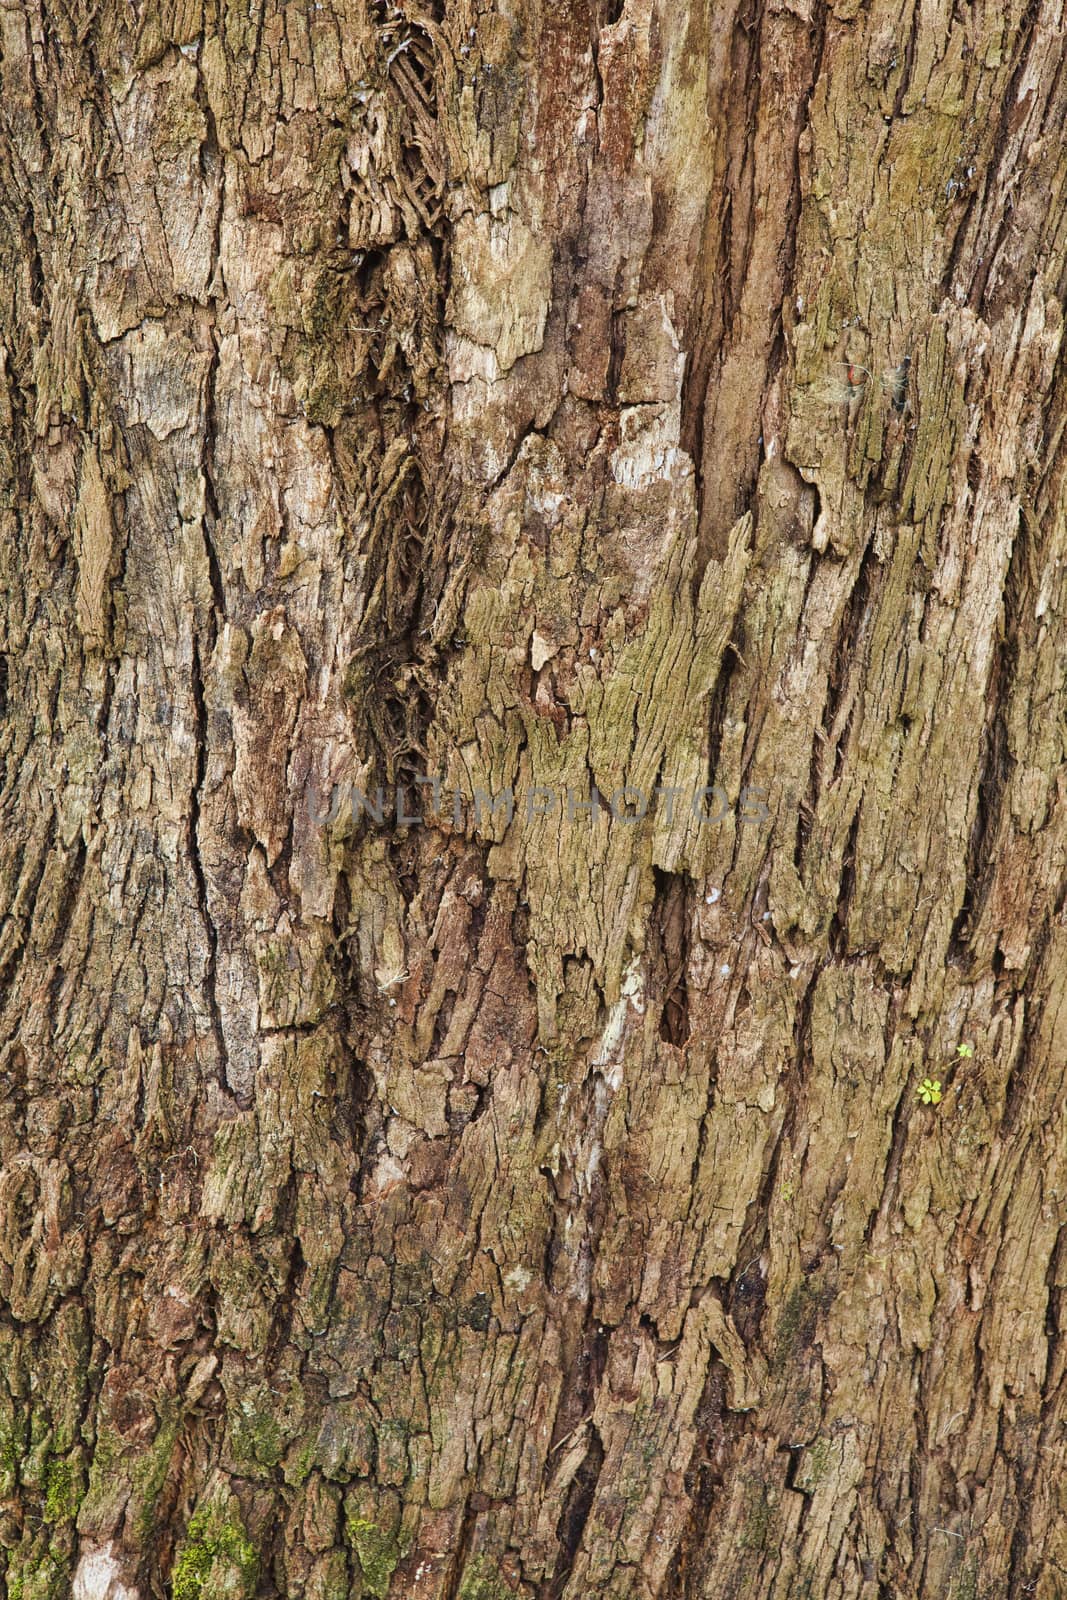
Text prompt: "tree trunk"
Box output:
[[1, 1, 1066, 1597]]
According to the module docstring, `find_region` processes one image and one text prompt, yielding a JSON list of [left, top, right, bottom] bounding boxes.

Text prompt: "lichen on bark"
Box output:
[[0, 0, 1066, 1598]]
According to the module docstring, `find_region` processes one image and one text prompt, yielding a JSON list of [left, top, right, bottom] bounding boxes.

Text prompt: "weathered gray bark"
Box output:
[[1, 1, 1066, 1598]]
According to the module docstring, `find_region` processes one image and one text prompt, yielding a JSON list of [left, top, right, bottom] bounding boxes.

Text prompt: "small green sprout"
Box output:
[[956, 1042, 974, 1059], [917, 1078, 942, 1105]]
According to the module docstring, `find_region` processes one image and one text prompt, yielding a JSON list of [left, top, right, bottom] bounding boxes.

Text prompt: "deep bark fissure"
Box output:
[[188, 634, 229, 1096]]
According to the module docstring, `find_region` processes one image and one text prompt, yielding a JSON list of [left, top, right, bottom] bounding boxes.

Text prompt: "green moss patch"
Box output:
[[171, 1506, 258, 1600]]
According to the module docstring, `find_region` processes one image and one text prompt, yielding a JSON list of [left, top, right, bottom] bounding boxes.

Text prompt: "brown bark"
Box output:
[[1, 1, 1066, 1597]]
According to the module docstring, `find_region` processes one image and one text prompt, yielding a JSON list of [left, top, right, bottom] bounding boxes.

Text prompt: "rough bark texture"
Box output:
[[1, 1, 1067, 1597]]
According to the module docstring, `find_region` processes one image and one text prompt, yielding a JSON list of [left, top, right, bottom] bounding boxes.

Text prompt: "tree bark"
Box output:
[[1, 1, 1066, 1597]]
